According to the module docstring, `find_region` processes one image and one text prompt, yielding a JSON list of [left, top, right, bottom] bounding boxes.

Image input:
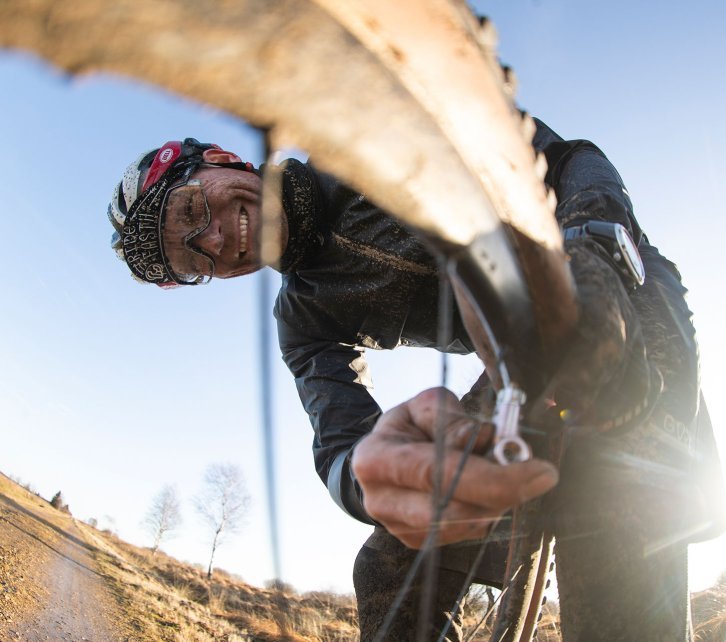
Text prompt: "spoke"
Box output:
[[436, 527, 499, 642], [417, 267, 455, 639], [462, 567, 523, 642], [259, 136, 285, 583], [373, 408, 492, 641], [258, 267, 282, 582]]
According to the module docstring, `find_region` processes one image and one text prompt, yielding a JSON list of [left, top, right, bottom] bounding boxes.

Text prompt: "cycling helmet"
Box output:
[[108, 137, 256, 287]]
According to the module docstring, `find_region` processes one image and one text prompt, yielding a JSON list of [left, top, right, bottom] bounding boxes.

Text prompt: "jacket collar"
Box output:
[[277, 159, 323, 273]]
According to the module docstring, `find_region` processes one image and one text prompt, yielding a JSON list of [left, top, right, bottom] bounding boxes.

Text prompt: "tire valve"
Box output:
[[491, 384, 531, 465]]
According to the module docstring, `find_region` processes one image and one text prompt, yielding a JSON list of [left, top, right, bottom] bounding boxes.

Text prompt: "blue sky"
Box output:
[[1, 1, 725, 593]]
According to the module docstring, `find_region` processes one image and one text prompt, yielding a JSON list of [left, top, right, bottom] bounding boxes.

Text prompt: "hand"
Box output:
[[351, 387, 559, 548], [550, 239, 659, 432]]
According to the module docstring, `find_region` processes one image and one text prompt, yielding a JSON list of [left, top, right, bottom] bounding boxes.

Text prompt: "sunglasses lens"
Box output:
[[162, 184, 215, 281]]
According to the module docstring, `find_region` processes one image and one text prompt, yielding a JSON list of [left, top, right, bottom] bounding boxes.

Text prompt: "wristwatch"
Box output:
[[563, 220, 645, 289]]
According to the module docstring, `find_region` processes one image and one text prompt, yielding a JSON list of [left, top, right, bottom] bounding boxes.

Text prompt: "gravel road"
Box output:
[[0, 494, 130, 641]]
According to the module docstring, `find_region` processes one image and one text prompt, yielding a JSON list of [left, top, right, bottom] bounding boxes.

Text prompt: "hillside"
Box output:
[[0, 472, 356, 641], [1, 471, 724, 641]]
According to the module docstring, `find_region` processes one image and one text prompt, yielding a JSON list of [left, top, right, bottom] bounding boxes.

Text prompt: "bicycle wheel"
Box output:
[[245, 4, 576, 640], [0, 2, 575, 639], [243, 2, 574, 639]]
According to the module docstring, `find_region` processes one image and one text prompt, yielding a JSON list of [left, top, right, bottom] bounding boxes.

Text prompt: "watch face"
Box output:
[[613, 224, 646, 286]]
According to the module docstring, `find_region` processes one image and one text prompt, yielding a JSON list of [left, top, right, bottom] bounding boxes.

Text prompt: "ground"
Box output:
[[0, 472, 358, 642], [2, 471, 723, 641], [0, 476, 133, 641]]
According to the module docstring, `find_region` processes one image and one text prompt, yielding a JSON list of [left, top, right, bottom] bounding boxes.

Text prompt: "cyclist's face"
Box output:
[[163, 160, 275, 279]]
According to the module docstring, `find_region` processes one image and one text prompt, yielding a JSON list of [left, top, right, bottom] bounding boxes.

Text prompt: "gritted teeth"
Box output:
[[239, 211, 248, 255]]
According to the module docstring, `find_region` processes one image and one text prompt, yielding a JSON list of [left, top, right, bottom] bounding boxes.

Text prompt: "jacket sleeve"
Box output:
[[532, 120, 725, 536], [277, 316, 379, 524], [635, 241, 726, 539], [532, 117, 642, 243]]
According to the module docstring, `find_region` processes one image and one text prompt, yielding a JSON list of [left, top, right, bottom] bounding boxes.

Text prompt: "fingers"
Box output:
[[352, 386, 559, 548], [406, 387, 472, 439], [354, 440, 558, 547], [354, 438, 557, 507], [364, 487, 499, 548], [449, 455, 558, 508], [374, 387, 494, 451]]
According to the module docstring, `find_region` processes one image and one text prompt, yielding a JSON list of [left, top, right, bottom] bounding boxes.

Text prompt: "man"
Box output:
[[109, 124, 724, 640]]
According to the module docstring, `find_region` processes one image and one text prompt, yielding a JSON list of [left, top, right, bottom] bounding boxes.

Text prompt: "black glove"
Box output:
[[549, 238, 662, 434]]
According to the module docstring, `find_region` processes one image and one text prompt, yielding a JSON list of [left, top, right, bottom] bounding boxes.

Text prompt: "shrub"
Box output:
[[49, 491, 71, 513]]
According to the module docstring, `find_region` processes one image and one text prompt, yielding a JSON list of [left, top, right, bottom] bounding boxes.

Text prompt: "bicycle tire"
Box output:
[[306, 6, 571, 638], [0, 2, 575, 639], [481, 429, 564, 642], [487, 505, 554, 642], [302, 7, 572, 640], [244, 3, 573, 640]]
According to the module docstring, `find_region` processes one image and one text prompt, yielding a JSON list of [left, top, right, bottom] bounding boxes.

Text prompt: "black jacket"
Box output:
[[273, 119, 724, 536]]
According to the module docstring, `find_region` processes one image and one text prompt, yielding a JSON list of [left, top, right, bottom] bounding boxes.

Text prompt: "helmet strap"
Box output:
[[208, 160, 261, 176]]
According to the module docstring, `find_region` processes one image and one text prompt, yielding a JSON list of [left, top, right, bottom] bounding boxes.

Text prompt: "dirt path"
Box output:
[[0, 493, 132, 641]]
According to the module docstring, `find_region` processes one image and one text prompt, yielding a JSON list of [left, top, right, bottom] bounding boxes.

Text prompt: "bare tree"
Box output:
[[101, 514, 118, 535], [195, 464, 250, 579], [143, 485, 183, 555]]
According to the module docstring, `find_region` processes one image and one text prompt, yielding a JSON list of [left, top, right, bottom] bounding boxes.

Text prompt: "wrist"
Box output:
[[554, 240, 655, 434], [328, 447, 377, 525], [563, 221, 645, 290]]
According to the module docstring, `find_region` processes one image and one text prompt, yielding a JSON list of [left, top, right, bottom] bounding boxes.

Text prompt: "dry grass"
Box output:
[[692, 574, 726, 642], [2, 472, 725, 641], [80, 525, 358, 642], [459, 585, 560, 641], [461, 578, 726, 642], [0, 472, 72, 533]]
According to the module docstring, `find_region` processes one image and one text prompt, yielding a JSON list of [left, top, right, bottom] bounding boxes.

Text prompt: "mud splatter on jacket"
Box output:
[[273, 119, 724, 537]]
